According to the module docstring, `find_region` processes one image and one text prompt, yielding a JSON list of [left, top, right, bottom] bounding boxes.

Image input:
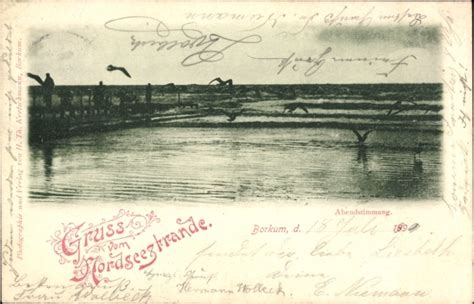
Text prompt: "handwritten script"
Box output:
[[104, 16, 262, 66], [250, 50, 417, 78]]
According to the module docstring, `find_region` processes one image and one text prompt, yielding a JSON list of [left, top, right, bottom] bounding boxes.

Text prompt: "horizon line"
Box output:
[[27, 82, 443, 87]]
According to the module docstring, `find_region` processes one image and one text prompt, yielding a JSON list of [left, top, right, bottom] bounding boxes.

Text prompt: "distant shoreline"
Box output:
[[27, 83, 443, 88]]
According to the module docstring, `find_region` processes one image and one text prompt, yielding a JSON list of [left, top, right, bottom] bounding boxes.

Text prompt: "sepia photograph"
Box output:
[[27, 23, 443, 203]]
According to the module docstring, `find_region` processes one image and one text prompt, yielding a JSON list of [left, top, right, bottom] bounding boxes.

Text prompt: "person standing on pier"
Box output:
[[145, 83, 152, 104], [145, 83, 153, 114], [43, 73, 55, 108], [93, 81, 106, 115], [26, 72, 55, 109]]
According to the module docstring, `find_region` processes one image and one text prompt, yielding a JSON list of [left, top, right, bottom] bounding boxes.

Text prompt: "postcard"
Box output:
[[1, 1, 472, 303]]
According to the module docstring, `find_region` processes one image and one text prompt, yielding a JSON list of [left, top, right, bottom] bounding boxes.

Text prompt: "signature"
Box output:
[[312, 275, 430, 297], [104, 16, 262, 66]]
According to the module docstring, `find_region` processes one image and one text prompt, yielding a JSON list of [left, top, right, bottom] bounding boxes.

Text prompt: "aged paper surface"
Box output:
[[1, 1, 472, 303]]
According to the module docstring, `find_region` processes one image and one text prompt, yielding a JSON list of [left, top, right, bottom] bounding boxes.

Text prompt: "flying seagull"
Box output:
[[220, 109, 245, 122], [208, 77, 233, 86], [106, 65, 131, 78], [386, 99, 418, 116], [27, 73, 44, 85], [283, 103, 309, 114], [351, 129, 373, 145]]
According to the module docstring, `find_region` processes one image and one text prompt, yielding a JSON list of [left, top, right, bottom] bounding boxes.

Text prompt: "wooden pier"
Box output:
[[28, 83, 443, 143]]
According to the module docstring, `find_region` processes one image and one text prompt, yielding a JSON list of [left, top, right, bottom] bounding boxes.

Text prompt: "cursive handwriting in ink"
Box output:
[[241, 13, 286, 32], [176, 269, 226, 294], [249, 47, 332, 77], [278, 13, 318, 37], [324, 6, 374, 27], [104, 16, 262, 67], [336, 276, 430, 297], [250, 49, 416, 78], [440, 13, 462, 47], [2, 23, 17, 83], [376, 55, 417, 77], [5, 128, 18, 161]]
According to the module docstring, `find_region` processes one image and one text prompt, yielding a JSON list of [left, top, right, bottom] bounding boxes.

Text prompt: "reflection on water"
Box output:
[[29, 127, 442, 203], [356, 146, 368, 169], [42, 144, 54, 181]]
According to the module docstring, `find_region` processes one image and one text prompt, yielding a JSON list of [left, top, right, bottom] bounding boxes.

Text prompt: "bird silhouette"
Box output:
[[208, 77, 233, 86], [27, 73, 44, 85], [220, 109, 245, 122], [106, 65, 131, 78], [283, 103, 308, 113], [351, 129, 373, 145], [386, 99, 418, 116]]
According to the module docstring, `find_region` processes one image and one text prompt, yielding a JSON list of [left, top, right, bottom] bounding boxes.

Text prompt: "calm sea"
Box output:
[[29, 127, 442, 203]]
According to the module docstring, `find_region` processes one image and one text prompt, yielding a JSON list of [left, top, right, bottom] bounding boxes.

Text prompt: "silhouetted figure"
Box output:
[[93, 81, 106, 108], [43, 73, 55, 108], [220, 109, 245, 122], [413, 144, 423, 173], [351, 129, 373, 146], [145, 83, 152, 104], [415, 143, 422, 156], [283, 103, 309, 113], [27, 72, 55, 108], [107, 64, 131, 78], [414, 143, 423, 164]]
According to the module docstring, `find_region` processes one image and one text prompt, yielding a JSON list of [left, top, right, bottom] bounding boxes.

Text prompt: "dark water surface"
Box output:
[[29, 127, 442, 203]]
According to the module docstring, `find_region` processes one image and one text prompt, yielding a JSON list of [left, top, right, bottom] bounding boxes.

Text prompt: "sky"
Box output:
[[27, 21, 441, 85]]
